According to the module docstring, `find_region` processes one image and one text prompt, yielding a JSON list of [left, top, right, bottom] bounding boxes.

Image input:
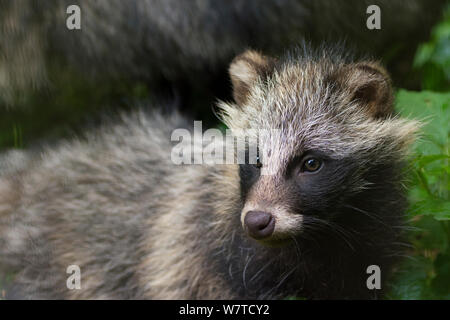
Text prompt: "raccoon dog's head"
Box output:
[[218, 47, 418, 246]]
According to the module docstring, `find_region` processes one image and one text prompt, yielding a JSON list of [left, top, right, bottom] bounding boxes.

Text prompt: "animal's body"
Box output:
[[0, 45, 418, 299]]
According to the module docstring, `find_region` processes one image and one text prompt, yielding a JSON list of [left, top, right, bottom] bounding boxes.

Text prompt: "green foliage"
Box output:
[[413, 4, 450, 91], [387, 6, 450, 299], [387, 90, 450, 300]]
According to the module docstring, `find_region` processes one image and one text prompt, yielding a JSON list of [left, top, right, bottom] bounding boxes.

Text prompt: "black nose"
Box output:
[[244, 211, 275, 239]]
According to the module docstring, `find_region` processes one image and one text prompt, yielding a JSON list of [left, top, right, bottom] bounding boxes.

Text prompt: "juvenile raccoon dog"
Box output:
[[0, 46, 418, 299]]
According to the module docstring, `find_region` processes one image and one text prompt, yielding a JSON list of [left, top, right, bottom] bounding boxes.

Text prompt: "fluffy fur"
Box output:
[[0, 45, 418, 299]]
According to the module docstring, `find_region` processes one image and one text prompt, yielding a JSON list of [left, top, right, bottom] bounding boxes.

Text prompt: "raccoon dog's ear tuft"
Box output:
[[229, 50, 275, 105], [331, 62, 393, 118]]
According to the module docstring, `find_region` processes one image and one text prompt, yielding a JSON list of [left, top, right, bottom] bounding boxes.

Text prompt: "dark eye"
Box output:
[[302, 157, 322, 172]]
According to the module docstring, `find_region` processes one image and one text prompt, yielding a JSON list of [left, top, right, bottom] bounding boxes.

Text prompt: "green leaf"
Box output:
[[431, 251, 450, 297], [387, 256, 435, 300]]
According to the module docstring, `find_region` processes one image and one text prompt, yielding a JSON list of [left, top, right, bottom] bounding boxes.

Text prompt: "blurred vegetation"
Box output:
[[413, 4, 450, 92], [389, 90, 450, 299], [387, 5, 450, 299], [0, 62, 152, 150]]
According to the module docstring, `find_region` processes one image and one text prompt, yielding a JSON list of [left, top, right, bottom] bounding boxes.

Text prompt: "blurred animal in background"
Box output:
[[0, 0, 445, 113]]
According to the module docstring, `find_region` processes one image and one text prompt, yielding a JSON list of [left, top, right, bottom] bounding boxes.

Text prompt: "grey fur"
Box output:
[[0, 46, 418, 299]]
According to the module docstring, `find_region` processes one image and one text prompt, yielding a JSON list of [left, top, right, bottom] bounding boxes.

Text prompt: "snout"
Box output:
[[241, 205, 304, 244], [244, 211, 275, 239]]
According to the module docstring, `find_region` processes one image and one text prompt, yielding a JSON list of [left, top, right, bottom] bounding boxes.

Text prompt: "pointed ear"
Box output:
[[229, 50, 275, 105], [330, 62, 393, 118]]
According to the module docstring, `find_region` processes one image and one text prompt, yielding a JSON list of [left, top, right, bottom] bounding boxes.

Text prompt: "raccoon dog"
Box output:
[[0, 45, 418, 299]]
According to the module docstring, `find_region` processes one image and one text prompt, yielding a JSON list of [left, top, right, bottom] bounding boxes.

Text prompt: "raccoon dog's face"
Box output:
[[218, 48, 417, 246]]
